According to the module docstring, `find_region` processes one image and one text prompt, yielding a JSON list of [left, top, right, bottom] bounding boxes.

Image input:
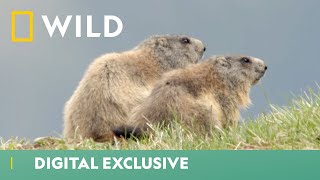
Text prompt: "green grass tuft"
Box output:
[[1, 88, 320, 150]]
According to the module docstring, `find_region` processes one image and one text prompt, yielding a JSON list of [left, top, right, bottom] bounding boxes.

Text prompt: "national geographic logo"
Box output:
[[11, 10, 123, 42]]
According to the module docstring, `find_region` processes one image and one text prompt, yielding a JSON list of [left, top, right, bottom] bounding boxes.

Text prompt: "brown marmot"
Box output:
[[63, 35, 206, 141], [113, 55, 267, 138]]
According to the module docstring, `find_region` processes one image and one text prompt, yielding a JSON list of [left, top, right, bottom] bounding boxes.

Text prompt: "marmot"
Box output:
[[113, 55, 267, 138], [63, 35, 206, 141]]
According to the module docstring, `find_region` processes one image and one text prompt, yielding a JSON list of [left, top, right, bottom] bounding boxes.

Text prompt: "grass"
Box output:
[[1, 88, 320, 150]]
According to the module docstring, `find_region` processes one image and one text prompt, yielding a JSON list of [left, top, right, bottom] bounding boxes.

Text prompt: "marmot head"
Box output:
[[209, 55, 267, 86], [137, 35, 206, 70]]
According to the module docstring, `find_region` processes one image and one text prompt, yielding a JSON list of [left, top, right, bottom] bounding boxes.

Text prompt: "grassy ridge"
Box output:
[[1, 88, 320, 150]]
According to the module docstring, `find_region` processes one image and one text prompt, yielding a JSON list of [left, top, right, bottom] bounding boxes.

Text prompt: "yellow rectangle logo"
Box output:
[[11, 11, 34, 42]]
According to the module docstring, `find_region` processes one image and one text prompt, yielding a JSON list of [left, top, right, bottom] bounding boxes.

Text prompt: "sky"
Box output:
[[0, 0, 319, 140]]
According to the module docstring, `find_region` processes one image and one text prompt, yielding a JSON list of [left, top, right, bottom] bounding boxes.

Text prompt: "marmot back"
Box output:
[[113, 55, 267, 138], [63, 35, 206, 141]]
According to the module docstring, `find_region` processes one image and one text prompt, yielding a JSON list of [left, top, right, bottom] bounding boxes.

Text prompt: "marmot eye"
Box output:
[[241, 57, 251, 63], [181, 37, 190, 44]]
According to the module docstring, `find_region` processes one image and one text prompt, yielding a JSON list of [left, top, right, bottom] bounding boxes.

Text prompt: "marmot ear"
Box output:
[[156, 37, 169, 48], [216, 57, 231, 68]]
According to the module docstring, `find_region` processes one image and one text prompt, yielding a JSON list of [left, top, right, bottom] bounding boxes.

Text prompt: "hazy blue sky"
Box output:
[[0, 0, 319, 140]]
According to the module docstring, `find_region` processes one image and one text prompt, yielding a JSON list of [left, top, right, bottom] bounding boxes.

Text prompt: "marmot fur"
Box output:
[[113, 55, 267, 138], [63, 35, 206, 141]]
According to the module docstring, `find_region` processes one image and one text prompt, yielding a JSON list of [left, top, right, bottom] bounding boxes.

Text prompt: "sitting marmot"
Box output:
[[113, 55, 267, 138], [63, 35, 206, 141]]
